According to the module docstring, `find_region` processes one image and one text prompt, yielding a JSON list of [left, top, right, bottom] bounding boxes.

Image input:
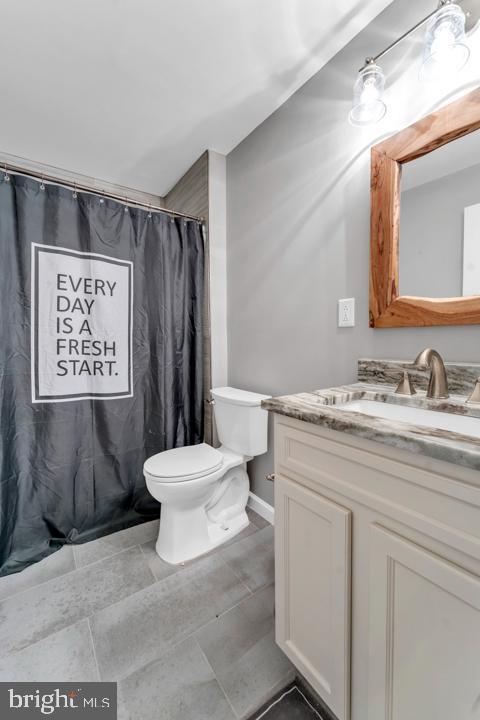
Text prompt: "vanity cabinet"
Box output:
[[275, 475, 351, 720], [273, 413, 480, 720]]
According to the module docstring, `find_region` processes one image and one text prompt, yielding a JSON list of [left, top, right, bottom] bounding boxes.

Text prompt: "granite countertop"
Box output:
[[262, 370, 480, 472]]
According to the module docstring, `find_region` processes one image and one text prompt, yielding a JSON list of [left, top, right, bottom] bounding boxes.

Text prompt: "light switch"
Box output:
[[338, 298, 355, 327]]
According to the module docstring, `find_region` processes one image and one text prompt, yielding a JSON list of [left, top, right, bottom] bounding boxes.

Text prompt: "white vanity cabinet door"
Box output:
[[275, 474, 352, 720], [368, 524, 480, 720]]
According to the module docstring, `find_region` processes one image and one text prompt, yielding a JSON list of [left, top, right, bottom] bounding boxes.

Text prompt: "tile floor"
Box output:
[[0, 509, 294, 719]]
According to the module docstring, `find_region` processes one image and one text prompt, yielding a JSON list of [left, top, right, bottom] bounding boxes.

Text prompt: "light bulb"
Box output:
[[420, 2, 470, 81], [360, 77, 380, 104], [349, 61, 386, 126]]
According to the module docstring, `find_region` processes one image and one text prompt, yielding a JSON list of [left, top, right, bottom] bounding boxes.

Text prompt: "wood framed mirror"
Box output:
[[369, 87, 480, 328]]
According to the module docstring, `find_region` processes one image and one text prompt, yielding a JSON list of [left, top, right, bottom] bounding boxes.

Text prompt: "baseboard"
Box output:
[[247, 492, 274, 525]]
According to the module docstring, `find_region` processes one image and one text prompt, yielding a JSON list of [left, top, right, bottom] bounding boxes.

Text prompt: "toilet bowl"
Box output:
[[144, 387, 270, 564]]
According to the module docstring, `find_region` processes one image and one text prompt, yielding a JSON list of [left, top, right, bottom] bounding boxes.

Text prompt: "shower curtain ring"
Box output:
[[72, 182, 77, 200], [40, 175, 45, 191], [124, 196, 129, 213], [3, 164, 10, 183], [148, 203, 152, 219], [99, 191, 105, 205]]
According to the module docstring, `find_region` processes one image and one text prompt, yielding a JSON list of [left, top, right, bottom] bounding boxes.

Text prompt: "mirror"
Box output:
[[369, 87, 480, 328], [400, 130, 480, 298]]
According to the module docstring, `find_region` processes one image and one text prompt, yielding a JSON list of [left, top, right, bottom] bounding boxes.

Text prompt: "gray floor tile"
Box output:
[[90, 553, 251, 681], [0, 619, 98, 682], [0, 546, 76, 602], [0, 546, 155, 654], [140, 518, 260, 582], [247, 508, 271, 530], [118, 637, 236, 720], [195, 585, 293, 719], [221, 525, 274, 592], [139, 540, 182, 582], [74, 519, 159, 568]]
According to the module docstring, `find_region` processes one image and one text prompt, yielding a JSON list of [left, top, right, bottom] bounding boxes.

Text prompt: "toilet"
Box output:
[[144, 386, 270, 564]]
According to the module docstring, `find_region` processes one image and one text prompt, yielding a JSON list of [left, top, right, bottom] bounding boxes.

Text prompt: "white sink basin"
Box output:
[[336, 399, 480, 439]]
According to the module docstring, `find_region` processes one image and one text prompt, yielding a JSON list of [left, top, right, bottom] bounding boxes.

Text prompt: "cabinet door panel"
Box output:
[[275, 475, 351, 720], [369, 524, 480, 720]]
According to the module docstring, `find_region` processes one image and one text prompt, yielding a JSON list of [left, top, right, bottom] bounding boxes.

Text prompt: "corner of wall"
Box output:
[[208, 151, 228, 389]]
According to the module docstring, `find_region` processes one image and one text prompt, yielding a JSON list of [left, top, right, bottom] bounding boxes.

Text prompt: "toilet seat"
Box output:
[[144, 443, 223, 483]]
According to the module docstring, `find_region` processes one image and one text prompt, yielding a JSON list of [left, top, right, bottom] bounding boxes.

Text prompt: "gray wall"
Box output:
[[400, 162, 480, 297], [226, 0, 480, 504]]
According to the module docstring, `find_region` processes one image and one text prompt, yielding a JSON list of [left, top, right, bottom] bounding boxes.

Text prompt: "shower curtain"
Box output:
[[0, 174, 204, 576]]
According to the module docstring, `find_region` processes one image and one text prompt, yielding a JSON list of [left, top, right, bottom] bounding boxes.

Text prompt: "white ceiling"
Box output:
[[0, 0, 392, 196]]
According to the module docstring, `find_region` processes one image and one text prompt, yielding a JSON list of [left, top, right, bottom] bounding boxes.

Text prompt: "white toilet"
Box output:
[[144, 386, 270, 564]]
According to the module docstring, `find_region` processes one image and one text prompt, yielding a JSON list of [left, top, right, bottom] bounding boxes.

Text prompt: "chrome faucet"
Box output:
[[413, 348, 449, 399]]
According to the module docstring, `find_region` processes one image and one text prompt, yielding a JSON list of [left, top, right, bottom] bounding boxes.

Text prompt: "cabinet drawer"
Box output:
[[275, 474, 351, 720]]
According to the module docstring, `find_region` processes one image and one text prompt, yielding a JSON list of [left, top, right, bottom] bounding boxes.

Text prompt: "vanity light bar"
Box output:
[[349, 0, 472, 126]]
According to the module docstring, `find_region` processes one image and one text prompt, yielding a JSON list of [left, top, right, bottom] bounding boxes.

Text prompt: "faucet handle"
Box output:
[[466, 378, 480, 405], [395, 371, 416, 396]]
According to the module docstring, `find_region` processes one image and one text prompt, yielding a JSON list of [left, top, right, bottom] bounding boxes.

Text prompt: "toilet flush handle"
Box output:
[[205, 397, 215, 405], [265, 473, 276, 482]]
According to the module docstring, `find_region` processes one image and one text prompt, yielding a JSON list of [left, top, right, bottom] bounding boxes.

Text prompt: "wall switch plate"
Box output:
[[338, 298, 355, 327]]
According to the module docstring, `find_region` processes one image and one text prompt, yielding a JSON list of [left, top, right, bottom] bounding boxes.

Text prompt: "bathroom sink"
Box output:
[[336, 399, 480, 439]]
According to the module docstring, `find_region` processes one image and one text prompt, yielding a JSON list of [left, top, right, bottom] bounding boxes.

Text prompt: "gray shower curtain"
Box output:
[[0, 174, 204, 576]]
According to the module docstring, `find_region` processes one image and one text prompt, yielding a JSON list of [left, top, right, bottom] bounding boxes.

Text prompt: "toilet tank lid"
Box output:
[[211, 387, 271, 407]]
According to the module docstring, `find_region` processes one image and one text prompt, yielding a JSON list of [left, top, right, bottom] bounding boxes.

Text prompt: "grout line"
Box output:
[[86, 617, 102, 682], [0, 515, 254, 605], [0, 543, 145, 605], [129, 581, 276, 681], [295, 686, 324, 719], [86, 558, 265, 673], [0, 548, 79, 604], [84, 573, 274, 691], [194, 637, 240, 720], [218, 554, 254, 595], [136, 544, 159, 585], [247, 511, 270, 531], [65, 543, 146, 574], [255, 685, 297, 720], [78, 548, 224, 624], [243, 669, 296, 720], [65, 520, 160, 572], [139, 543, 181, 584], [73, 543, 140, 571], [253, 686, 298, 720], [198, 580, 275, 631], [252, 683, 323, 720]]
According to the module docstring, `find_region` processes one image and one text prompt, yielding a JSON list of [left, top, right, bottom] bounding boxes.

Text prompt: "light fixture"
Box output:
[[420, 1, 470, 81], [349, 0, 475, 126], [349, 59, 387, 126]]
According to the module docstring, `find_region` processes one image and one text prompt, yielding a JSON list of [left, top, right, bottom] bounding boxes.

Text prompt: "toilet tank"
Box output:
[[211, 387, 271, 457]]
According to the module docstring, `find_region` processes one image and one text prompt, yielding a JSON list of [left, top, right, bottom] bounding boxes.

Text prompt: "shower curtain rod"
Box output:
[[0, 159, 205, 223]]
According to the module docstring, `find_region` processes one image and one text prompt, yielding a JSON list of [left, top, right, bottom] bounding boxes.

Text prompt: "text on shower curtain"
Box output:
[[31, 243, 133, 403]]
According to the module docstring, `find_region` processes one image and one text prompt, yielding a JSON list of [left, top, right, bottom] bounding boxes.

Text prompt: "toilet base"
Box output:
[[154, 463, 251, 565], [155, 508, 249, 565]]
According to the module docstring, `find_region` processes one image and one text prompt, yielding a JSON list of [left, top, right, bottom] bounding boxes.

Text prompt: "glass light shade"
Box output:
[[420, 2, 470, 81], [349, 63, 387, 126]]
